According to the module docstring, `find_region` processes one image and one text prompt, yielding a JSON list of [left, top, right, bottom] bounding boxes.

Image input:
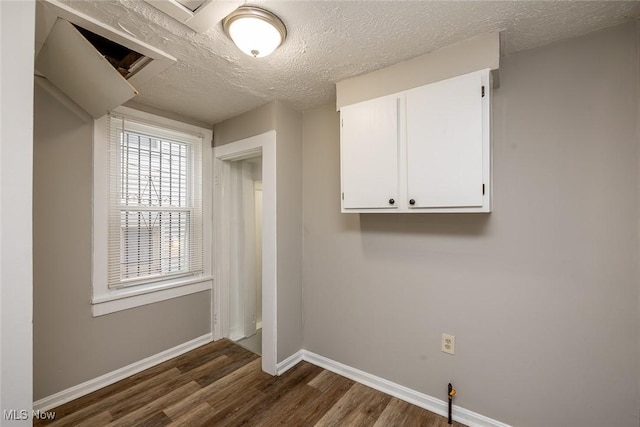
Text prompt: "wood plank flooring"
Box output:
[[35, 339, 464, 426]]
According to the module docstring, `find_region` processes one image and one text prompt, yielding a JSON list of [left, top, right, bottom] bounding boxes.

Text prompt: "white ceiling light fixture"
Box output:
[[223, 6, 287, 58]]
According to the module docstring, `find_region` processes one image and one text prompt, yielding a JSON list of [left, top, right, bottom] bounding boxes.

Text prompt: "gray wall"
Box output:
[[213, 101, 304, 362], [33, 82, 212, 400], [637, 22, 640, 411], [302, 22, 639, 427], [273, 102, 304, 361], [213, 102, 276, 147]]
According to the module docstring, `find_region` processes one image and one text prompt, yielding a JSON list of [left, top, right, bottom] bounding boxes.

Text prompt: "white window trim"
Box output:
[[92, 106, 212, 316]]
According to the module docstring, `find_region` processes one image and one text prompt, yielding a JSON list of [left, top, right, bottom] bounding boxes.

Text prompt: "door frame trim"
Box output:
[[213, 131, 277, 375]]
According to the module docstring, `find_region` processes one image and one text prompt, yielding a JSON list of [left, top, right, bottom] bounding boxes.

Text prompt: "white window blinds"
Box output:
[[107, 113, 204, 288]]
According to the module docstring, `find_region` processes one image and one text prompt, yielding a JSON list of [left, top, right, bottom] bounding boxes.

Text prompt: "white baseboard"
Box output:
[[276, 349, 304, 375], [33, 333, 213, 412], [301, 350, 511, 427]]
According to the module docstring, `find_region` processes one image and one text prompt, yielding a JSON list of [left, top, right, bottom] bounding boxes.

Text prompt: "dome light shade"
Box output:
[[223, 6, 287, 58]]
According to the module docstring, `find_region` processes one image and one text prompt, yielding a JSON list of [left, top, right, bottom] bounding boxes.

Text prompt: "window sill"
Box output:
[[91, 276, 213, 317]]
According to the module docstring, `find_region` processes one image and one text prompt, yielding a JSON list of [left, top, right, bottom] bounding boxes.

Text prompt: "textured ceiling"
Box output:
[[56, 1, 640, 124]]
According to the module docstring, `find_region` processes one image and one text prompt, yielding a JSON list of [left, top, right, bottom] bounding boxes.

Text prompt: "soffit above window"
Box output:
[[35, 0, 176, 118]]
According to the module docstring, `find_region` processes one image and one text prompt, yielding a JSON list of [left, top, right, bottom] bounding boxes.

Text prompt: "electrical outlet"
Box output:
[[442, 333, 455, 355]]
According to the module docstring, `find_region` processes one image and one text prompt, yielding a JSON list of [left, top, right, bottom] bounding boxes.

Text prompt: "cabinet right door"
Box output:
[[406, 70, 486, 209]]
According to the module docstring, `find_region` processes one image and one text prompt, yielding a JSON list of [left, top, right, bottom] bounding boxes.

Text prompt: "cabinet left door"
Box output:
[[340, 96, 399, 211]]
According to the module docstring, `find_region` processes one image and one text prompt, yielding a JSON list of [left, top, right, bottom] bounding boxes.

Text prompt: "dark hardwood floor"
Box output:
[[35, 339, 464, 426]]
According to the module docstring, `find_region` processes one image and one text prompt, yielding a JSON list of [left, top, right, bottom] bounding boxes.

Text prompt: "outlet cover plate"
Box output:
[[442, 333, 455, 355]]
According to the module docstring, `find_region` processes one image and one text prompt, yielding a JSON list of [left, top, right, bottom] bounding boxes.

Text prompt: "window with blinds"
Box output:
[[107, 114, 203, 288]]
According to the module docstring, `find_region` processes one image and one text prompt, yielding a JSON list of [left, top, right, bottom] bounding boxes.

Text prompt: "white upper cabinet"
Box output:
[[340, 96, 400, 210], [340, 69, 491, 213]]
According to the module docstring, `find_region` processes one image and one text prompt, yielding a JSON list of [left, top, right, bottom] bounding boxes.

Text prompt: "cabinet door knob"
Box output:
[[389, 198, 395, 205], [409, 199, 416, 205]]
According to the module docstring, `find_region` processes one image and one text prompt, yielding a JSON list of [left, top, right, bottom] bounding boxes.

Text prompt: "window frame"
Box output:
[[92, 106, 212, 316]]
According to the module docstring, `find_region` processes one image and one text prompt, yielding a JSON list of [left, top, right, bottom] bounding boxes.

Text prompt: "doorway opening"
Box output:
[[228, 156, 263, 355], [213, 130, 277, 375]]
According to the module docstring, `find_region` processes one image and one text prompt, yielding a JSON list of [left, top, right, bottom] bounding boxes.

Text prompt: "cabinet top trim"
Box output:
[[338, 68, 491, 111]]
